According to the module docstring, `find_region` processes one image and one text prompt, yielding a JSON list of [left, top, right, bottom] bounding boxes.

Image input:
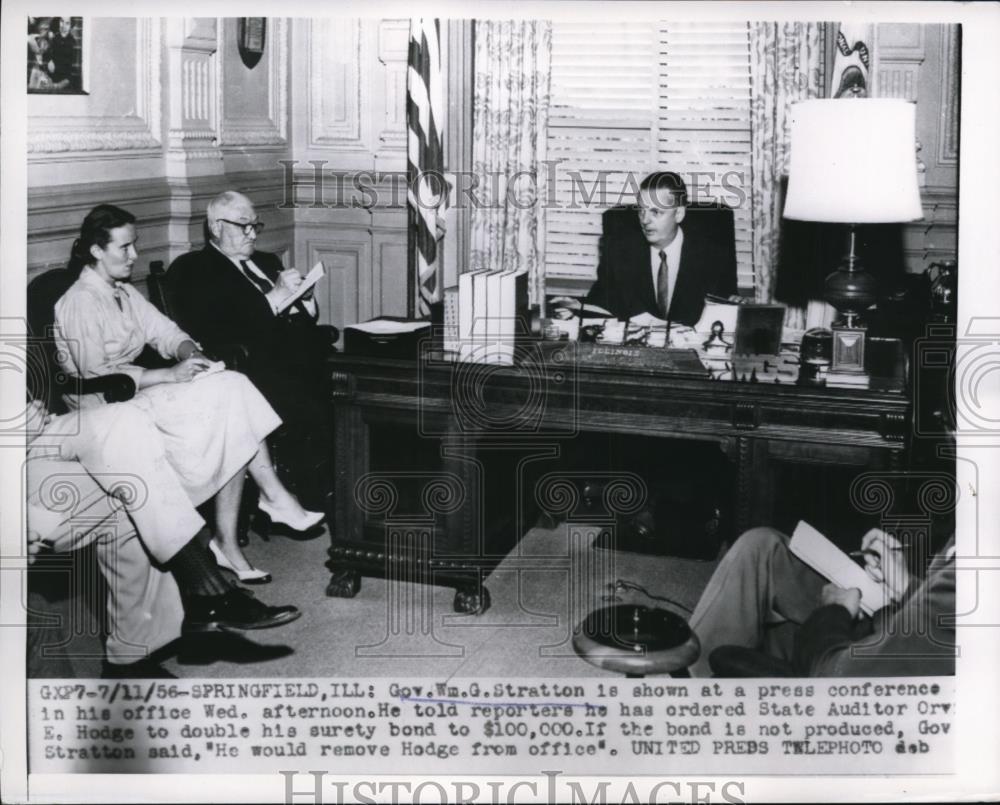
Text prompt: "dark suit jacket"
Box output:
[[585, 206, 738, 327], [167, 246, 323, 393]]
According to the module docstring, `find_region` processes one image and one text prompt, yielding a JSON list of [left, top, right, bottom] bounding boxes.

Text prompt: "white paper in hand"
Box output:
[[191, 360, 226, 381], [275, 261, 325, 314], [788, 521, 890, 616]]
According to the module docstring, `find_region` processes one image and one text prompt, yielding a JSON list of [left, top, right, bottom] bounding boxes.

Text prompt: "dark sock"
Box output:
[[165, 533, 231, 597]]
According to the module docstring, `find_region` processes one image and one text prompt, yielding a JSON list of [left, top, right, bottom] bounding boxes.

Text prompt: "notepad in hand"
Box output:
[[788, 521, 890, 616], [275, 261, 325, 314]]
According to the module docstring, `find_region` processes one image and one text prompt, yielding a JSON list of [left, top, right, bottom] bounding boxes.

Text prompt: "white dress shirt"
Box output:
[[649, 227, 684, 317], [54, 267, 195, 407]]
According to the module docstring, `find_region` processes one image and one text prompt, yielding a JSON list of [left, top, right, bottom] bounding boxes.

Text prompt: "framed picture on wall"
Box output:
[[27, 16, 86, 94]]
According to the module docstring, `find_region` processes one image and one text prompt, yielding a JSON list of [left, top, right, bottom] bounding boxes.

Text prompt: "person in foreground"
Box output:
[[25, 399, 300, 678], [168, 191, 334, 514], [586, 171, 737, 327], [688, 525, 956, 677], [53, 204, 323, 585]]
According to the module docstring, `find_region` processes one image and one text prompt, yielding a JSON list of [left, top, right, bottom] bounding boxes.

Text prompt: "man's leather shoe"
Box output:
[[183, 588, 301, 634], [101, 658, 177, 679]]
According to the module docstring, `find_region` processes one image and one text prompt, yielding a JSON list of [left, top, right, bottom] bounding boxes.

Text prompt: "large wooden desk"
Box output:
[[326, 345, 909, 614]]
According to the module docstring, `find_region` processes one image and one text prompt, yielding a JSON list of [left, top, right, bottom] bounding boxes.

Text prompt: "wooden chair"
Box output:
[[27, 268, 138, 410]]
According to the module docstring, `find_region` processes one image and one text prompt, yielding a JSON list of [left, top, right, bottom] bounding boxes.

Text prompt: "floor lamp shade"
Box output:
[[784, 99, 923, 225]]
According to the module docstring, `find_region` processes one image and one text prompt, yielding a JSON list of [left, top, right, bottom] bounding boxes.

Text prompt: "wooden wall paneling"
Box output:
[[935, 26, 960, 172], [372, 231, 409, 317], [289, 19, 413, 327], [305, 235, 373, 330], [305, 18, 373, 168], [374, 19, 409, 173], [876, 24, 959, 272], [356, 171, 407, 321]]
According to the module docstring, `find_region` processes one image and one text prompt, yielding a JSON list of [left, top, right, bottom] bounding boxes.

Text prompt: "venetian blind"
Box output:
[[545, 21, 754, 294]]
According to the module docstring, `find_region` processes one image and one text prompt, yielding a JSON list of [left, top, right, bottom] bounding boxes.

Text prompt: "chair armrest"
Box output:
[[315, 324, 340, 353], [76, 374, 137, 403]]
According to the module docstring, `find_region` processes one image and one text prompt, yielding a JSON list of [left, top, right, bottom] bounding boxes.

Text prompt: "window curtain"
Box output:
[[749, 23, 824, 330], [469, 20, 552, 307]]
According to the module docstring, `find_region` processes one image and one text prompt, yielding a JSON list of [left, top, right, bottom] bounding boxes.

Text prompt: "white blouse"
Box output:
[[55, 267, 194, 409]]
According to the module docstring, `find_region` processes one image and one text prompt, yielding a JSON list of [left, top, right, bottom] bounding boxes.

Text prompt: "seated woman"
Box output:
[[54, 204, 323, 584]]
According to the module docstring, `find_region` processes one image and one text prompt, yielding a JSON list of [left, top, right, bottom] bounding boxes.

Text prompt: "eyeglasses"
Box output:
[[217, 218, 265, 236]]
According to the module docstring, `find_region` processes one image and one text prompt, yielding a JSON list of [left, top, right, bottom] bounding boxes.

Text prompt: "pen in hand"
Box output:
[[849, 546, 903, 559]]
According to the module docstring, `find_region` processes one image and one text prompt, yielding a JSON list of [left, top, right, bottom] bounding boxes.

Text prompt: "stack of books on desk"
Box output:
[[825, 370, 871, 389], [456, 267, 529, 364]]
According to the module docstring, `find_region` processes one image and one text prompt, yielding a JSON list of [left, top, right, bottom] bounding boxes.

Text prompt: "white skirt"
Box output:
[[126, 370, 281, 505]]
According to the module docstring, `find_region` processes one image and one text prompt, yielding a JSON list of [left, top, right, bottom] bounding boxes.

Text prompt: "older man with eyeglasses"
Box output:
[[168, 191, 335, 521]]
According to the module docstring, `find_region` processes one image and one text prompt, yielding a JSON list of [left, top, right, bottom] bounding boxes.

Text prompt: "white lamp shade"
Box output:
[[783, 99, 924, 224]]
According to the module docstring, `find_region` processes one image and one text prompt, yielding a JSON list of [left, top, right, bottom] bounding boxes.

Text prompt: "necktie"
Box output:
[[113, 287, 124, 312], [240, 260, 273, 295], [656, 249, 670, 319]]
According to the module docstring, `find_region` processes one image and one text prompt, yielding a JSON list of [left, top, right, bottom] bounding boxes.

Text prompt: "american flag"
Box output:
[[407, 18, 448, 318]]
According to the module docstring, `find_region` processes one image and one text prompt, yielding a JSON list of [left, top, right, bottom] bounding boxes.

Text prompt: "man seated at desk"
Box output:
[[572, 172, 738, 557], [586, 171, 737, 327]]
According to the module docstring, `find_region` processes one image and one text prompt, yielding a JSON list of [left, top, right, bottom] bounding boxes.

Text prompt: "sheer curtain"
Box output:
[[749, 23, 824, 329], [468, 20, 552, 307]]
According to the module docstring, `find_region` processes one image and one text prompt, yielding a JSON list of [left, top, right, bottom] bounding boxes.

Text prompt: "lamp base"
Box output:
[[831, 323, 868, 376]]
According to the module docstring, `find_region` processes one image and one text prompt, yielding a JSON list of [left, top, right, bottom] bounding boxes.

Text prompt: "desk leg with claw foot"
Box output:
[[326, 567, 361, 598]]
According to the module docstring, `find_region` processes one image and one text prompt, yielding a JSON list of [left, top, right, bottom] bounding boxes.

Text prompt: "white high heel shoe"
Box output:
[[258, 497, 324, 532], [209, 540, 271, 585]]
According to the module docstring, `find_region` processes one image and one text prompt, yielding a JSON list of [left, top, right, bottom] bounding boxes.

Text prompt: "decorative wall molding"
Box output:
[[182, 17, 218, 48], [165, 18, 223, 176], [29, 130, 162, 155], [876, 23, 925, 102], [938, 26, 960, 166], [308, 19, 371, 152], [166, 129, 218, 158], [375, 20, 409, 154], [220, 18, 289, 149], [305, 237, 373, 325], [27, 18, 162, 157], [876, 66, 918, 101], [374, 236, 408, 317], [876, 24, 926, 60]]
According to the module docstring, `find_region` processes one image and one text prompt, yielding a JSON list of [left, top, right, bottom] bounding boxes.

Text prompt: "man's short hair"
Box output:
[[639, 172, 688, 207], [206, 191, 251, 229]]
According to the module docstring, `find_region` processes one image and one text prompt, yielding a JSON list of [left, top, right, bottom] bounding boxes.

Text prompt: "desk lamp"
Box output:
[[784, 99, 923, 379]]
